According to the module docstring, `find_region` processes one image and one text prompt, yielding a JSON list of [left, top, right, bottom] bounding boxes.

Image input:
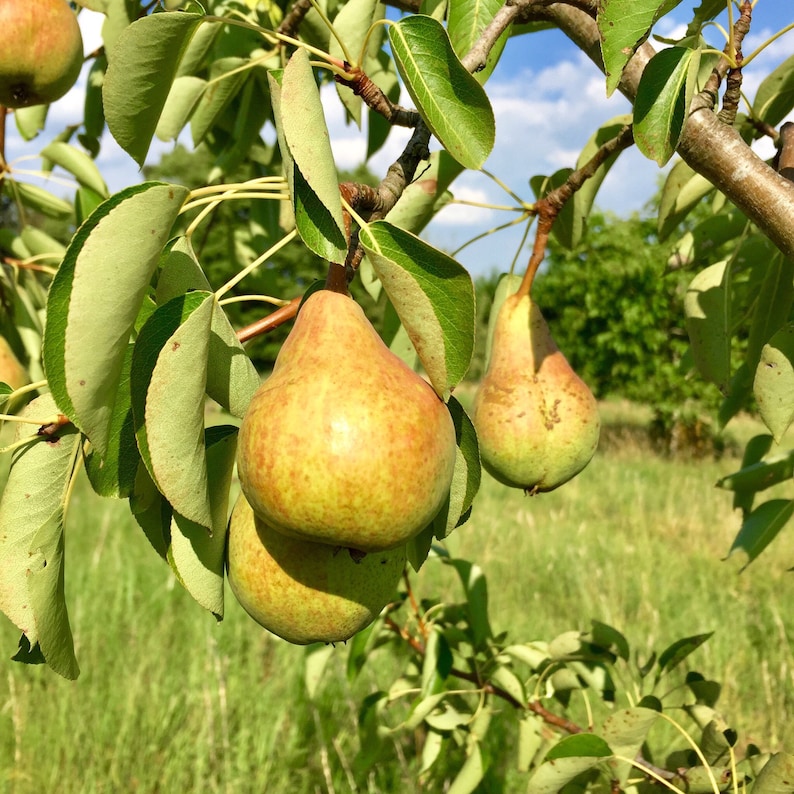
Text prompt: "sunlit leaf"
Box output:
[[754, 324, 794, 442], [684, 260, 731, 392], [104, 11, 205, 165], [389, 15, 495, 168], [598, 0, 683, 95], [43, 182, 189, 458], [360, 220, 475, 398], [753, 53, 794, 128]]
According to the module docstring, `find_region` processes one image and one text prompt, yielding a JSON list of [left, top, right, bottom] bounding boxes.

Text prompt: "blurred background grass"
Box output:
[[1, 400, 792, 793]]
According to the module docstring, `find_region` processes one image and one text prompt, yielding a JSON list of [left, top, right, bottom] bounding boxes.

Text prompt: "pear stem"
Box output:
[[236, 297, 301, 343], [324, 261, 349, 294]]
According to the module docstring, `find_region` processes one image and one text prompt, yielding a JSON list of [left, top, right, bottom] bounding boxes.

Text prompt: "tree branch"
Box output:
[[526, 2, 794, 260]]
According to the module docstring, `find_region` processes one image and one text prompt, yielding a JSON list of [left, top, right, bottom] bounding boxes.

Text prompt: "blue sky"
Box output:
[[5, 1, 793, 278]]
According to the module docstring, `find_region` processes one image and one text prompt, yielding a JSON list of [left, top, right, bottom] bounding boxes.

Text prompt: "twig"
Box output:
[[335, 69, 420, 128], [717, 1, 752, 126], [518, 123, 635, 297], [776, 122, 794, 184], [236, 296, 301, 343], [277, 0, 314, 38]]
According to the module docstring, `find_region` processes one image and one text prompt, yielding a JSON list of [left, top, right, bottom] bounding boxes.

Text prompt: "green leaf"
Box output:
[[83, 343, 139, 499], [190, 57, 248, 147], [304, 644, 335, 701], [39, 141, 109, 197], [754, 324, 794, 443], [433, 396, 481, 538], [14, 104, 48, 141], [131, 292, 215, 531], [658, 159, 714, 240], [389, 15, 495, 169], [330, 0, 385, 125], [684, 260, 731, 392], [448, 742, 485, 794], [7, 180, 73, 220], [83, 54, 107, 141], [0, 395, 82, 680], [753, 53, 794, 127], [589, 620, 630, 661], [657, 632, 713, 678], [104, 11, 205, 165], [528, 734, 611, 794], [547, 733, 613, 760], [129, 462, 173, 560], [421, 627, 453, 695], [441, 558, 491, 648], [598, 0, 683, 96], [447, 0, 508, 83], [634, 47, 700, 165], [717, 449, 794, 497], [281, 48, 347, 255], [745, 255, 794, 373], [156, 75, 206, 142], [168, 426, 238, 618], [728, 499, 794, 570], [43, 182, 189, 458], [752, 752, 794, 794], [360, 220, 475, 398], [602, 708, 660, 785], [155, 236, 261, 419], [573, 115, 633, 238]]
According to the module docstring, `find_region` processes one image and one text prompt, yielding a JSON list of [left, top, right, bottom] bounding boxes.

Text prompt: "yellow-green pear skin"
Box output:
[[236, 289, 456, 552], [226, 493, 405, 645], [0, 0, 84, 109], [473, 292, 600, 492], [0, 336, 30, 414]]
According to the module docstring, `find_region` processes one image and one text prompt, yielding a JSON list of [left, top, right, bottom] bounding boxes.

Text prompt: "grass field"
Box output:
[[1, 401, 793, 793]]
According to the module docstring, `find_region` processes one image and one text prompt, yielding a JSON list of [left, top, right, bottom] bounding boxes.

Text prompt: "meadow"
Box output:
[[1, 401, 793, 793]]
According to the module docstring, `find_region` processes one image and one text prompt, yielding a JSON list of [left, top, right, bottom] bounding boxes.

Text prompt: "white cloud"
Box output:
[[434, 186, 495, 227]]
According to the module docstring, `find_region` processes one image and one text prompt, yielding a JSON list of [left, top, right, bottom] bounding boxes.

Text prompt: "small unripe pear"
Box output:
[[0, 0, 84, 109], [473, 292, 599, 492], [226, 493, 405, 645], [237, 289, 456, 552]]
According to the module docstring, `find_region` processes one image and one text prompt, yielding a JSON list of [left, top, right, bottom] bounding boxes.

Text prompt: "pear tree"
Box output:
[[1, 0, 794, 790]]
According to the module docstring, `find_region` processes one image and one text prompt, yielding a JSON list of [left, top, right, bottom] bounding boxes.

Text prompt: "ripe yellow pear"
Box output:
[[236, 289, 456, 552], [226, 493, 405, 645], [473, 292, 599, 492], [0, 0, 84, 108]]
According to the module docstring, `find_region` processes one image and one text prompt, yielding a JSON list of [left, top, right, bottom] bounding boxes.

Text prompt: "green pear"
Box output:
[[226, 493, 405, 645], [473, 292, 599, 492], [236, 289, 456, 552], [0, 0, 84, 109]]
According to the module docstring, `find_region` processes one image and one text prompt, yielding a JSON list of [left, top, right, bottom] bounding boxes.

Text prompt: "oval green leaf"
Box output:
[[360, 220, 475, 398], [104, 11, 205, 166], [684, 260, 731, 393], [39, 141, 108, 197], [43, 182, 189, 458], [389, 15, 495, 169], [634, 46, 701, 166], [281, 48, 347, 260], [131, 291, 214, 531], [598, 0, 683, 96], [0, 395, 82, 680], [754, 324, 794, 442], [753, 53, 794, 128]]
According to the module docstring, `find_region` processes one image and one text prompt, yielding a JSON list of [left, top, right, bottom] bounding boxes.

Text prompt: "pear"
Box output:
[[473, 292, 599, 492], [237, 289, 456, 552], [0, 336, 30, 414], [0, 0, 84, 109], [226, 493, 405, 645]]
